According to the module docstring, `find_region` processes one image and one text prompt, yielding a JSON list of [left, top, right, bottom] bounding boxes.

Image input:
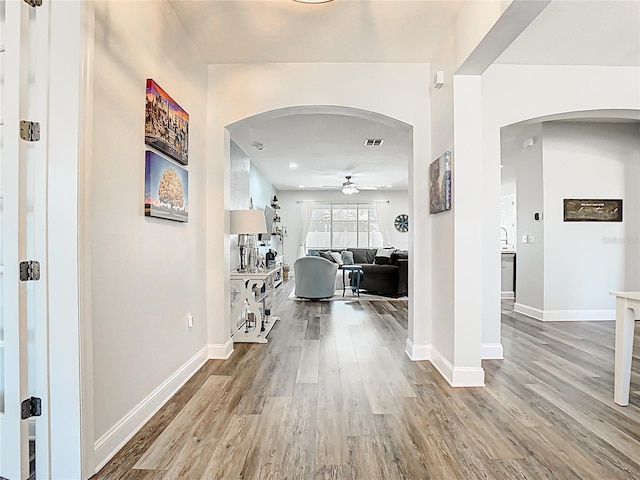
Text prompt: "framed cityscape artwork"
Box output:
[[145, 79, 189, 165], [429, 151, 452, 214], [145, 151, 189, 222]]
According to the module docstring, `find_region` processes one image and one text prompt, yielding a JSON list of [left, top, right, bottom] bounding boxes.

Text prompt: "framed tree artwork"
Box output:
[[144, 151, 189, 222]]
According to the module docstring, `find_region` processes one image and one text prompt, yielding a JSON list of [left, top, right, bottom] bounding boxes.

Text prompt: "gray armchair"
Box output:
[[294, 256, 338, 300]]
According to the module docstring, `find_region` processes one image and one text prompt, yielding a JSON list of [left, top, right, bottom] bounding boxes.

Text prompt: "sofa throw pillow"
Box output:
[[389, 250, 408, 265], [329, 251, 344, 265], [376, 247, 395, 258], [341, 250, 354, 265], [374, 256, 390, 265], [319, 250, 336, 263]]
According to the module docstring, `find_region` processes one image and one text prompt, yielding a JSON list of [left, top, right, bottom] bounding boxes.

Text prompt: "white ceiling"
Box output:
[[168, 0, 462, 64], [227, 107, 412, 190], [495, 0, 640, 66], [169, 0, 640, 191]]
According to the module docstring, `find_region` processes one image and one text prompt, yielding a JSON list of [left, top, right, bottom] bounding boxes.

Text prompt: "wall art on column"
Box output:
[[145, 79, 189, 165], [429, 151, 452, 214], [145, 151, 189, 222]]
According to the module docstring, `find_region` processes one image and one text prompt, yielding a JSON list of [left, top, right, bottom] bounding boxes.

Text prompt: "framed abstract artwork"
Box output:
[[429, 151, 452, 214], [563, 199, 622, 222], [144, 151, 189, 222], [145, 79, 189, 165]]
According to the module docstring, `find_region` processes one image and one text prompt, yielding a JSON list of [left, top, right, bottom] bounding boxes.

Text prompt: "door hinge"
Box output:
[[19, 260, 41, 281], [23, 0, 43, 7], [20, 120, 41, 142], [21, 397, 42, 419]]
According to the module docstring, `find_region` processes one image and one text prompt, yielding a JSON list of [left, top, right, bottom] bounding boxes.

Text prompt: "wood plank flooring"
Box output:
[[92, 287, 640, 479]]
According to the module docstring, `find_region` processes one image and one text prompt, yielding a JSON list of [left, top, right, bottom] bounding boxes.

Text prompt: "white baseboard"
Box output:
[[93, 345, 209, 473], [501, 291, 515, 299], [208, 338, 234, 359], [481, 343, 504, 359], [514, 303, 615, 321], [514, 302, 544, 319], [429, 346, 485, 387], [405, 338, 430, 360]]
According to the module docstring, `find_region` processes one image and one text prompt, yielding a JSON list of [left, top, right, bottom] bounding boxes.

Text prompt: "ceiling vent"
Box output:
[[364, 139, 384, 147]]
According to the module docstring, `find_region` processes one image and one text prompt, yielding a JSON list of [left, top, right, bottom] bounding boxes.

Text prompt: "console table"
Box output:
[[230, 267, 280, 343], [609, 291, 640, 406]]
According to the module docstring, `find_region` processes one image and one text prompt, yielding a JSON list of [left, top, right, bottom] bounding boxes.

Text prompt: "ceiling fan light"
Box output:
[[342, 184, 359, 195]]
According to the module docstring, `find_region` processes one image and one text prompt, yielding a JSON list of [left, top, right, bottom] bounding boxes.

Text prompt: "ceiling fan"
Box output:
[[322, 175, 378, 195]]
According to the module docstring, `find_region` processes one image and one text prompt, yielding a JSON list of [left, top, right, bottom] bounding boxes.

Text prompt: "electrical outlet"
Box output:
[[187, 313, 193, 328]]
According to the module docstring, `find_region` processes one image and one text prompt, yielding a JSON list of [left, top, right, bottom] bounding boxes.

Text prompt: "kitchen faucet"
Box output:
[[500, 227, 509, 245]]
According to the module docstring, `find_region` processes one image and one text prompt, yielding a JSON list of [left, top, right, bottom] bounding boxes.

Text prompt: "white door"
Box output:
[[1, 0, 50, 478]]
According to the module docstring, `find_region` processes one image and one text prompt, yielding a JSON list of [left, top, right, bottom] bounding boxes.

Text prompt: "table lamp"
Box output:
[[230, 209, 268, 272]]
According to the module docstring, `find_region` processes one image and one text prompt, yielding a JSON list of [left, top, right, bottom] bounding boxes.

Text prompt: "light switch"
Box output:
[[522, 235, 528, 243]]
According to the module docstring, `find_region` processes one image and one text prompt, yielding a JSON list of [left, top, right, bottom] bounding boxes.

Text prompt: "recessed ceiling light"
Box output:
[[386, 184, 393, 188], [298, 184, 305, 189], [289, 162, 298, 169]]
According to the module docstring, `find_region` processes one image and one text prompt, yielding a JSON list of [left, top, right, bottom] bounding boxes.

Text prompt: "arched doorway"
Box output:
[[223, 104, 414, 346]]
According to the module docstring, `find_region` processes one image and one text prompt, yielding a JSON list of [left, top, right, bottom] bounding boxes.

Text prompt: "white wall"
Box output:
[[250, 163, 278, 212], [230, 140, 250, 210], [250, 162, 281, 259], [88, 0, 208, 469], [541, 121, 640, 319], [482, 65, 640, 343], [277, 189, 409, 267], [513, 123, 544, 311]]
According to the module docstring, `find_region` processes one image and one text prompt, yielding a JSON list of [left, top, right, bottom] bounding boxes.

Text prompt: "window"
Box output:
[[305, 203, 382, 249]]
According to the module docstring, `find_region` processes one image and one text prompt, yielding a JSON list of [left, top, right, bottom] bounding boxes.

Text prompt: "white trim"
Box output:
[[404, 338, 430, 361], [429, 346, 485, 387], [501, 291, 515, 299], [451, 367, 486, 387], [481, 343, 504, 359], [93, 346, 208, 473], [541, 309, 615, 321], [208, 338, 234, 359], [514, 303, 615, 321], [514, 302, 544, 320], [429, 346, 454, 384]]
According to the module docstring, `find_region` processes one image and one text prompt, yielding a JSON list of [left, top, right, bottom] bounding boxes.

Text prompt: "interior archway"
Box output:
[[224, 104, 415, 343], [499, 108, 640, 324]]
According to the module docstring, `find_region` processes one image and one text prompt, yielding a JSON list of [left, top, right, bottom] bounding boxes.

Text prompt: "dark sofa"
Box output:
[[309, 247, 408, 297]]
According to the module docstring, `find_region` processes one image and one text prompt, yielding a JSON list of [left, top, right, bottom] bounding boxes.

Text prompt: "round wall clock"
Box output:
[[394, 214, 409, 232]]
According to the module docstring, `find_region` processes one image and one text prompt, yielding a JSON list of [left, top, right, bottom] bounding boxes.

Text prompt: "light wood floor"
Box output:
[[93, 283, 640, 479]]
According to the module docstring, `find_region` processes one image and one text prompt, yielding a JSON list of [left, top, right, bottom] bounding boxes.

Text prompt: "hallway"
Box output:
[[93, 290, 640, 479]]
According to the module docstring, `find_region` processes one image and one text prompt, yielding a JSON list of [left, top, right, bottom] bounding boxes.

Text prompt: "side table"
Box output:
[[342, 265, 364, 297]]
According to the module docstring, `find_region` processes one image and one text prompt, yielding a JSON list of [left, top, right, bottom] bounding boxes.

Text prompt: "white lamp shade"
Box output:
[[230, 209, 268, 234]]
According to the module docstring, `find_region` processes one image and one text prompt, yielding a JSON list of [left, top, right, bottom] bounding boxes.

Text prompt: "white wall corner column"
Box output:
[[481, 90, 503, 360], [48, 0, 85, 477], [406, 127, 432, 361], [207, 126, 234, 357], [451, 74, 485, 386]]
